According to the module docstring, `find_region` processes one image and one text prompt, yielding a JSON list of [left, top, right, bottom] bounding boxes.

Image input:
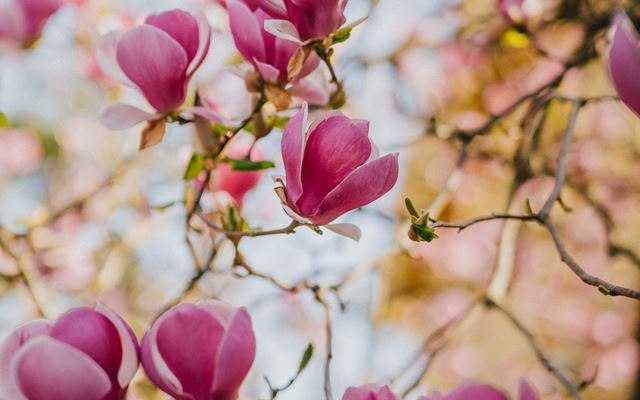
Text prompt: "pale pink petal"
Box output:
[[146, 9, 200, 64], [281, 103, 308, 206], [180, 106, 227, 124], [0, 320, 52, 400], [255, 59, 281, 82], [442, 383, 509, 400], [197, 300, 237, 329], [0, 5, 26, 42], [518, 378, 539, 400], [187, 11, 212, 77], [141, 333, 184, 399], [11, 337, 111, 400], [264, 19, 303, 44], [98, 103, 159, 130], [312, 153, 399, 225], [289, 78, 328, 105], [229, 1, 267, 65], [95, 31, 137, 88], [325, 223, 362, 241], [608, 14, 640, 116], [96, 303, 139, 389], [282, 204, 311, 224], [116, 25, 189, 113]]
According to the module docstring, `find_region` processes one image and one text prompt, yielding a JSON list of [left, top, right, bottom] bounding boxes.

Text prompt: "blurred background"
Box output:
[[0, 0, 639, 399]]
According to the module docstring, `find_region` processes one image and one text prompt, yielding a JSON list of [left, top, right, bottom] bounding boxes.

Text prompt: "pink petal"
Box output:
[[296, 116, 372, 215], [255, 59, 282, 82], [116, 25, 189, 113], [312, 153, 399, 225], [96, 31, 137, 89], [0, 320, 52, 400], [282, 0, 345, 39], [146, 9, 200, 65], [518, 378, 539, 400], [180, 106, 227, 124], [15, 0, 61, 39], [342, 384, 400, 400], [264, 19, 303, 44], [228, 1, 267, 66], [211, 308, 256, 398], [0, 5, 26, 43], [155, 303, 225, 399], [289, 78, 328, 105], [98, 103, 159, 130], [297, 52, 321, 80], [141, 333, 184, 399], [11, 337, 111, 400], [96, 303, 140, 389], [442, 383, 509, 400], [325, 223, 362, 241], [608, 14, 640, 116], [281, 103, 308, 207], [49, 308, 123, 389], [187, 11, 212, 77], [255, 0, 288, 19]]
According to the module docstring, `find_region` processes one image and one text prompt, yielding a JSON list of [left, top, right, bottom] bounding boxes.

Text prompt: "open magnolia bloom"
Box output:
[[227, 0, 326, 106], [0, 0, 62, 47], [419, 379, 539, 400], [608, 13, 640, 117], [276, 103, 399, 241], [141, 301, 256, 400], [97, 8, 219, 147], [0, 304, 139, 400], [342, 384, 400, 400]]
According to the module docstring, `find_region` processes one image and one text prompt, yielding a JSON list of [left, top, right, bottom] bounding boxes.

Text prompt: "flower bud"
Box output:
[[261, 0, 348, 41], [608, 13, 640, 117]]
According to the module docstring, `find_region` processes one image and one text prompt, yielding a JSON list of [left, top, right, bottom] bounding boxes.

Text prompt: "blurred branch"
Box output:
[[196, 211, 300, 238]]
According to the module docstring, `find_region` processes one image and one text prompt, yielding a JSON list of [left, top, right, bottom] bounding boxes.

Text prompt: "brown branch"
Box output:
[[196, 210, 300, 238]]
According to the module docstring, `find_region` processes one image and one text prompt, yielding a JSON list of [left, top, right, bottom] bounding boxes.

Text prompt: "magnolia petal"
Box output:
[[282, 204, 310, 224], [608, 14, 640, 116], [98, 103, 159, 130], [312, 153, 399, 225], [0, 5, 26, 43], [342, 384, 400, 400], [325, 223, 361, 242], [188, 10, 212, 77], [0, 320, 52, 400], [264, 19, 302, 44], [255, 59, 282, 83], [96, 303, 139, 389], [180, 106, 227, 124], [518, 378, 539, 400], [95, 31, 137, 88], [289, 79, 328, 105], [11, 337, 111, 400], [443, 383, 509, 400], [140, 333, 184, 398], [255, 0, 288, 19], [146, 9, 200, 64], [229, 1, 267, 67], [281, 103, 308, 205]]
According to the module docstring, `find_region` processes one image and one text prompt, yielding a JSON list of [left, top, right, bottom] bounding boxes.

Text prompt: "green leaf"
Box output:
[[183, 153, 206, 180], [297, 344, 314, 373], [0, 112, 8, 128], [273, 116, 290, 129], [331, 27, 352, 44], [405, 197, 420, 218], [411, 223, 439, 242], [212, 124, 235, 137], [154, 201, 178, 211], [225, 157, 275, 171], [524, 198, 534, 215]]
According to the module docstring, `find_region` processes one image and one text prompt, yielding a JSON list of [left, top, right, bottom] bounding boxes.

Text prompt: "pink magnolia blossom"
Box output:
[[278, 103, 399, 240], [0, 304, 139, 400], [227, 0, 325, 103], [97, 9, 212, 130], [342, 384, 400, 400], [608, 13, 640, 117], [419, 379, 539, 400], [498, 0, 524, 23], [0, 0, 62, 47], [141, 301, 256, 400]]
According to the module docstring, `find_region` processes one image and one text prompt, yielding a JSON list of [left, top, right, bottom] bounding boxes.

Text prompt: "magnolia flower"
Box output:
[[608, 13, 640, 117], [0, 0, 62, 47], [419, 379, 539, 400], [97, 9, 212, 131], [342, 384, 400, 400], [277, 103, 399, 241], [0, 304, 139, 400], [141, 301, 256, 400], [227, 0, 326, 104], [498, 0, 524, 24]]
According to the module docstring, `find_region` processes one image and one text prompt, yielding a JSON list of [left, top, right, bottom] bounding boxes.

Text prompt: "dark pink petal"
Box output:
[[255, 0, 288, 19], [116, 25, 189, 113], [296, 116, 372, 215], [16, 0, 61, 39], [518, 378, 539, 400], [282, 103, 308, 208], [141, 333, 186, 399], [49, 308, 122, 392], [146, 9, 200, 65], [0, 320, 52, 400], [608, 14, 640, 116], [342, 384, 400, 400], [312, 153, 399, 225], [12, 337, 111, 400], [211, 308, 256, 399], [156, 303, 225, 400], [442, 383, 509, 400], [282, 0, 346, 39], [228, 0, 267, 66]]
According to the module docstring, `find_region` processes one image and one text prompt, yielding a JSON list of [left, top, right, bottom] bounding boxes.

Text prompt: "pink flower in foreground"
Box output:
[[342, 384, 400, 400], [97, 9, 212, 130], [608, 13, 640, 117], [141, 301, 256, 400], [278, 103, 399, 240], [0, 0, 62, 47], [419, 379, 539, 400], [0, 304, 139, 400]]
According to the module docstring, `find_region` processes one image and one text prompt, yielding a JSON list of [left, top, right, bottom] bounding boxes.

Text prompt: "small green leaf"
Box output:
[[0, 112, 8, 128], [273, 116, 290, 129], [297, 344, 314, 373], [598, 285, 611, 296], [405, 197, 420, 218], [183, 153, 206, 180], [225, 157, 275, 171], [212, 124, 235, 137], [524, 198, 534, 215], [154, 201, 178, 211], [331, 27, 352, 44], [411, 223, 439, 242]]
